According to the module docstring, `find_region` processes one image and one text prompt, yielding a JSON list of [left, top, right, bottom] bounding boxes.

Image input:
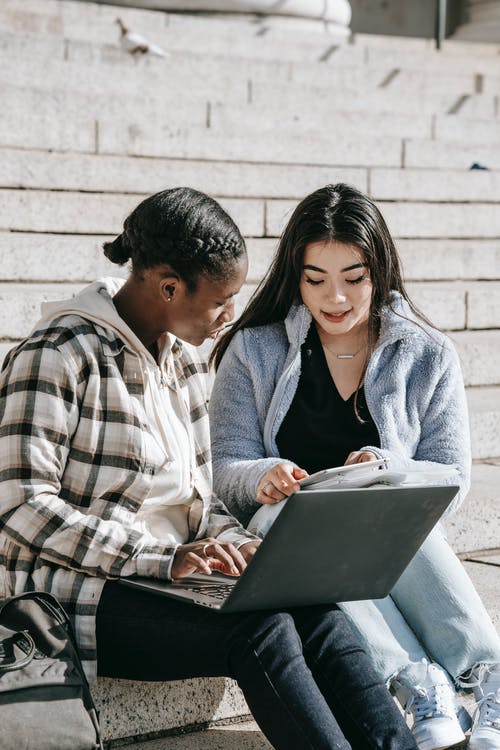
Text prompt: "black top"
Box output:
[[276, 325, 380, 475]]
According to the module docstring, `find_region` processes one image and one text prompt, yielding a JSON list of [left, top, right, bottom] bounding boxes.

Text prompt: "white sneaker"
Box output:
[[468, 665, 500, 749], [404, 663, 466, 750], [469, 688, 500, 749]]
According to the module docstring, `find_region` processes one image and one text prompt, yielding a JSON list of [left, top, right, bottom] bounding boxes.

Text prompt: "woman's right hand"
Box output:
[[171, 538, 245, 580], [256, 463, 308, 504]]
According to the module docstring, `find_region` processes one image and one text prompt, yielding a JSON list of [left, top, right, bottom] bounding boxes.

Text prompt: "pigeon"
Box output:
[[115, 18, 168, 58]]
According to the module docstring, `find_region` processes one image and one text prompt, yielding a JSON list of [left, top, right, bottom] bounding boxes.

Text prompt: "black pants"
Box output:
[[96, 582, 417, 750]]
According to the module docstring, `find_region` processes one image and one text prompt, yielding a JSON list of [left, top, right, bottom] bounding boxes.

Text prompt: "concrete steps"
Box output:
[[3, 188, 500, 241], [0, 2, 498, 748], [117, 722, 271, 750]]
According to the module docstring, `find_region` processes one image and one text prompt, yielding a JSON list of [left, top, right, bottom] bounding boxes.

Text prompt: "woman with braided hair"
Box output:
[[0, 187, 417, 750]]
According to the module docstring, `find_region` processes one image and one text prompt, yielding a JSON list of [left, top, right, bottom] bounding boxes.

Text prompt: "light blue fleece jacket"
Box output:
[[210, 292, 471, 526]]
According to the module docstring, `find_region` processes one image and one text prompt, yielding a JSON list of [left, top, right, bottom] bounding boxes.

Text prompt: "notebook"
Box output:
[[120, 484, 458, 612]]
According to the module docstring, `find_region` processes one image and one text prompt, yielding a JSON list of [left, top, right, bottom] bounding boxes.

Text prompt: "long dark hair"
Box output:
[[103, 187, 245, 291], [213, 182, 431, 370]]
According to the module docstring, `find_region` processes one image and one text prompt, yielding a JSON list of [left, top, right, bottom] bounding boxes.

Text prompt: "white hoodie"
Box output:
[[40, 278, 199, 548]]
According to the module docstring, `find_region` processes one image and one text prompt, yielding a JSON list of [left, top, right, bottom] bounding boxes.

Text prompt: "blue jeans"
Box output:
[[249, 505, 500, 687], [97, 582, 417, 750]]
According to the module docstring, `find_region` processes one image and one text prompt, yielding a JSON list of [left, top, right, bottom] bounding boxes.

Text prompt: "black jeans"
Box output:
[[96, 582, 417, 750]]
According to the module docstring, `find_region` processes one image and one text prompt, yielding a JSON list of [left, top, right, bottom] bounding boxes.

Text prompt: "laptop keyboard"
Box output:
[[177, 582, 234, 601]]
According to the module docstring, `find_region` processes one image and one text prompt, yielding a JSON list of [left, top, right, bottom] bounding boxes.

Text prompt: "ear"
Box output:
[[159, 275, 179, 302]]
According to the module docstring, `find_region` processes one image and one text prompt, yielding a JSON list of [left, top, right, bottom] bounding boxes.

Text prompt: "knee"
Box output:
[[230, 611, 301, 660]]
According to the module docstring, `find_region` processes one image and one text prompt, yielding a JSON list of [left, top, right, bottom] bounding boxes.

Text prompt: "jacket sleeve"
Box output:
[[0, 342, 179, 580], [210, 332, 284, 524], [361, 341, 471, 516], [203, 494, 261, 547]]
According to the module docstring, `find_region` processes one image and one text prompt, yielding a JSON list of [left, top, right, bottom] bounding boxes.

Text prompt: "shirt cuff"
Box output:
[[122, 543, 180, 581]]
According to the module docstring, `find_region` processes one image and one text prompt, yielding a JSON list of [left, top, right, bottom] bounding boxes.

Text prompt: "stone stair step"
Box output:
[[0, 189, 264, 237], [114, 722, 271, 750], [0, 147, 368, 198], [405, 139, 500, 169], [96, 121, 403, 166], [266, 199, 500, 238], [397, 239, 500, 281], [435, 114, 500, 144], [463, 557, 500, 629], [210, 103, 433, 139], [249, 85, 495, 117], [445, 462, 500, 553], [3, 188, 500, 244], [452, 331, 500, 387], [372, 167, 500, 202], [365, 40, 500, 75], [467, 389, 500, 460], [2, 231, 498, 287], [0, 56, 247, 103]]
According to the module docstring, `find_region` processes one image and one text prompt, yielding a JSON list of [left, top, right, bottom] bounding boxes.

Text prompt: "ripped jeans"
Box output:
[[248, 504, 500, 687]]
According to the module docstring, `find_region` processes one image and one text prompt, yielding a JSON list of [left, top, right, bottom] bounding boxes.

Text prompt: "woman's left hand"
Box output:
[[345, 450, 379, 465]]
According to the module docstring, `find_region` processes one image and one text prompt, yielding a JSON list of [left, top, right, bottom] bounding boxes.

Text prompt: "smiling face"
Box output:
[[299, 240, 373, 341], [165, 254, 248, 346]]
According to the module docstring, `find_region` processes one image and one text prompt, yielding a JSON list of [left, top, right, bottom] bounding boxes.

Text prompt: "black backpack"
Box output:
[[0, 591, 103, 750]]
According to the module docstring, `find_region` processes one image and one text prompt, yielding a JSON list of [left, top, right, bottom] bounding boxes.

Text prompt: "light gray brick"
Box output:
[[265, 200, 295, 237], [0, 190, 264, 238], [246, 239, 276, 283], [371, 168, 500, 202], [397, 240, 500, 281], [0, 32, 65, 61], [405, 139, 500, 170], [377, 68, 477, 97], [0, 148, 367, 198], [67, 41, 291, 84], [217, 199, 265, 237], [0, 83, 207, 127], [0, 57, 246, 104], [264, 198, 500, 240], [0, 8, 63, 36], [250, 85, 494, 117], [0, 190, 141, 234], [365, 44, 500, 76], [452, 331, 500, 387], [0, 283, 83, 339], [434, 115, 500, 145], [406, 282, 466, 330], [211, 104, 432, 140], [381, 201, 500, 238], [467, 388, 500, 461], [445, 462, 500, 552], [467, 283, 500, 329], [481, 74, 500, 95], [0, 233, 120, 282], [0, 110, 96, 153], [97, 120, 402, 168]]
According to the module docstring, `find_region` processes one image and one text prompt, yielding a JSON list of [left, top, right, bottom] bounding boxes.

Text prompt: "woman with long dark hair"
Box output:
[[210, 183, 500, 750], [0, 187, 419, 750]]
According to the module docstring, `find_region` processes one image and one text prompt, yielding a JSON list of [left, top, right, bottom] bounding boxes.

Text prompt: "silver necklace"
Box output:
[[322, 342, 366, 360]]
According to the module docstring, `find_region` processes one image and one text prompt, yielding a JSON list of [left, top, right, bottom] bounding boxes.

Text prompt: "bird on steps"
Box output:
[[115, 18, 168, 58]]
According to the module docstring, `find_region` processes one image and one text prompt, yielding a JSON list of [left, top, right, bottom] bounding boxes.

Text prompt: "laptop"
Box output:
[[120, 484, 458, 611]]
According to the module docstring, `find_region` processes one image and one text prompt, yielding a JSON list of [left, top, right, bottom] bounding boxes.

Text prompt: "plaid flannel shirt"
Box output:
[[0, 313, 255, 681]]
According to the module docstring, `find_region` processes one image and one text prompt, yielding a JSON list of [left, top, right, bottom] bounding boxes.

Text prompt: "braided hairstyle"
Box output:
[[103, 187, 245, 291]]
